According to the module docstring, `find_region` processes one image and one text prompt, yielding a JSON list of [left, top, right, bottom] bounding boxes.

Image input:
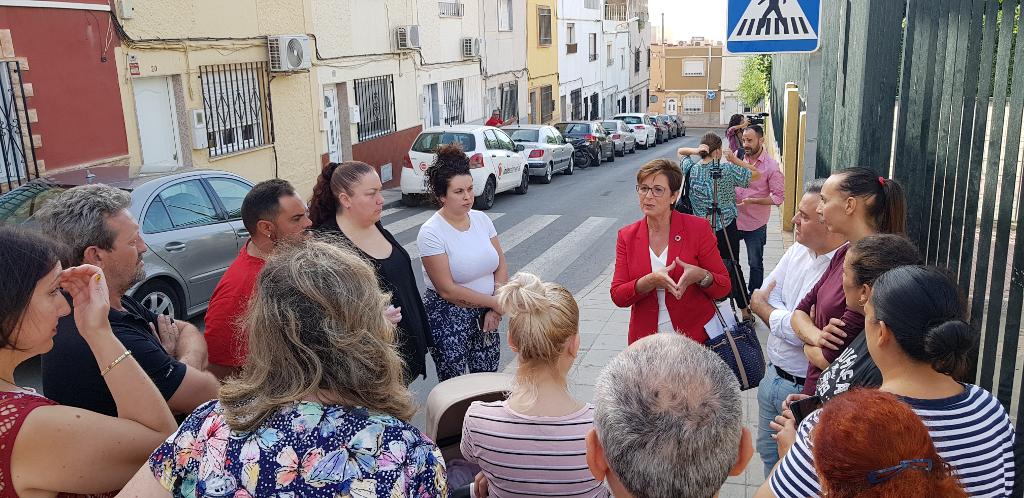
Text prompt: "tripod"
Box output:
[[707, 160, 752, 315]]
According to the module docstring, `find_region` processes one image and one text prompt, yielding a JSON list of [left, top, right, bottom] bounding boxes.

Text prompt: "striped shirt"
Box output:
[[461, 400, 609, 497], [770, 384, 1016, 497]]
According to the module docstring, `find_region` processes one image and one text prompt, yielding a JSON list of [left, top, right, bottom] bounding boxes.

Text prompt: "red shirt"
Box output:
[[204, 242, 265, 367], [485, 116, 504, 127]]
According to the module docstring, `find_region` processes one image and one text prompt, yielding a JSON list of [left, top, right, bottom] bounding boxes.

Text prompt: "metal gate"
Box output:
[[1, 61, 38, 191], [442, 78, 465, 125]]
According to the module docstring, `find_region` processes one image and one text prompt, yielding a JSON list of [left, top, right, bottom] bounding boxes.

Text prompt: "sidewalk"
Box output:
[[566, 208, 791, 497]]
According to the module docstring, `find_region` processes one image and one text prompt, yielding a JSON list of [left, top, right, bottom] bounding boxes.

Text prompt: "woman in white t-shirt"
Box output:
[[416, 143, 509, 381]]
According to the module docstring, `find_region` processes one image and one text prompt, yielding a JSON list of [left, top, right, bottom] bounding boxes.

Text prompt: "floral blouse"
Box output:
[[148, 400, 448, 497]]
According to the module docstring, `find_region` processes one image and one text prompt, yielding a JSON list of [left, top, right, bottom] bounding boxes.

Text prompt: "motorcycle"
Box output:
[[569, 138, 595, 169]]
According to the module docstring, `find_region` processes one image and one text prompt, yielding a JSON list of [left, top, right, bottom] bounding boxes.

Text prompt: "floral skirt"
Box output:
[[423, 289, 500, 381]]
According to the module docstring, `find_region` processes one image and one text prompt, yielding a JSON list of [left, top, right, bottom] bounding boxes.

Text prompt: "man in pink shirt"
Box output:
[[735, 125, 785, 294]]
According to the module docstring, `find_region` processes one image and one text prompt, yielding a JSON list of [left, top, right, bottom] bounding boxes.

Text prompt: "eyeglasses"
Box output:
[[636, 185, 668, 197]]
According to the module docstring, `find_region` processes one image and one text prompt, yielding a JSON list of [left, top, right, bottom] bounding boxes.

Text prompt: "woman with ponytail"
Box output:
[[460, 272, 607, 498], [308, 161, 431, 383], [761, 266, 1016, 498], [791, 167, 908, 395]]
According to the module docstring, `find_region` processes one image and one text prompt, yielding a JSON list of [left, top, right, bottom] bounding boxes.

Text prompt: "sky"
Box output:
[[647, 0, 729, 44]]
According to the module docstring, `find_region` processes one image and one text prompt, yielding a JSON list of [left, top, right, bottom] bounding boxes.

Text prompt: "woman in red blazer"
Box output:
[[612, 159, 732, 345]]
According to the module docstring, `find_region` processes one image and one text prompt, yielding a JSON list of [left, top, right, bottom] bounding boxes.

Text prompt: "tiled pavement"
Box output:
[[556, 208, 792, 497]]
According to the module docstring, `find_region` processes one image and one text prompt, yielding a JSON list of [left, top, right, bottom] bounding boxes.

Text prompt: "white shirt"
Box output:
[[417, 210, 499, 296], [649, 246, 672, 331], [763, 242, 839, 377]]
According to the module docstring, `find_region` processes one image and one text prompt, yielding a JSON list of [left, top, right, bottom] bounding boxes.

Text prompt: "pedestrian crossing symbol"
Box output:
[[727, 0, 821, 54]]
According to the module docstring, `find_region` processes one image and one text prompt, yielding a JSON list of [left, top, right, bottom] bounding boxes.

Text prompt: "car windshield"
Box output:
[[555, 123, 591, 136], [616, 116, 642, 124], [601, 121, 620, 132], [0, 182, 69, 226], [506, 129, 539, 142], [412, 132, 476, 153]]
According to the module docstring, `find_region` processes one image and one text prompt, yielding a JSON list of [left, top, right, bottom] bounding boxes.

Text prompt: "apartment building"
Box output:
[[649, 37, 741, 127]]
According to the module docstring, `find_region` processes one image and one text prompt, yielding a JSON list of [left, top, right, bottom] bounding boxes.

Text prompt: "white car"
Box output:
[[401, 125, 529, 210], [503, 124, 576, 183], [613, 113, 658, 149]]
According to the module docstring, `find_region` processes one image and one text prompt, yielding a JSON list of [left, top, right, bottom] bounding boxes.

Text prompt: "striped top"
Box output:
[[461, 400, 609, 498], [770, 384, 1016, 497]]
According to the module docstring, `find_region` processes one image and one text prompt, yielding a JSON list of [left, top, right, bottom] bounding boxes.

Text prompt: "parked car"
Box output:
[[655, 115, 681, 139], [613, 113, 658, 149], [401, 125, 529, 210], [554, 121, 614, 167], [669, 115, 687, 136], [504, 125, 576, 183], [649, 114, 670, 143], [0, 167, 255, 320], [601, 120, 638, 156]]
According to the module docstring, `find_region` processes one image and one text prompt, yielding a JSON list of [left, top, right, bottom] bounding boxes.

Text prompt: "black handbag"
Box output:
[[674, 163, 694, 215], [706, 300, 766, 390]]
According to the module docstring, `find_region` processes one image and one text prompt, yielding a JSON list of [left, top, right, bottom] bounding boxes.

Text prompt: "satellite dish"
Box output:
[[287, 38, 304, 68]]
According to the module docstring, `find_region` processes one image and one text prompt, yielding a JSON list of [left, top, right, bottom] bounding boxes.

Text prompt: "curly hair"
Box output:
[[425, 143, 471, 204]]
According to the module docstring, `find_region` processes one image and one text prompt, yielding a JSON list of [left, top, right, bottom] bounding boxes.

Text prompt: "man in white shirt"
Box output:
[[749, 179, 846, 474]]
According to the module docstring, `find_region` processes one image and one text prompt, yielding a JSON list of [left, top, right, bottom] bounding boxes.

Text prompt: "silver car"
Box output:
[[0, 167, 254, 319], [601, 120, 638, 156], [505, 125, 576, 183]]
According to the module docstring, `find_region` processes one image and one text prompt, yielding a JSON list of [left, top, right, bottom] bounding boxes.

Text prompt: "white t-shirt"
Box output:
[[417, 210, 500, 296]]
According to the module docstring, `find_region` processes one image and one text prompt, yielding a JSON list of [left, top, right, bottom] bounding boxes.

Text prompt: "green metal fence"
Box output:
[[772, 0, 1023, 483]]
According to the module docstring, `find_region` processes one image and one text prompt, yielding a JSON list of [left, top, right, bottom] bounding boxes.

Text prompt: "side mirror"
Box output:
[[515, 144, 525, 152]]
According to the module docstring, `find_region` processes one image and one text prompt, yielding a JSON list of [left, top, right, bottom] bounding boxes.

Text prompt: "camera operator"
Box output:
[[678, 133, 761, 320]]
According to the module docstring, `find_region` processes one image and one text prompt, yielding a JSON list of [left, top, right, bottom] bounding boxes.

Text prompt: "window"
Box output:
[[647, 47, 651, 68], [566, 23, 577, 53], [684, 60, 705, 76], [538, 6, 552, 45], [589, 33, 598, 62], [199, 62, 273, 158], [497, 0, 512, 31], [607, 43, 614, 66], [439, 1, 463, 17], [507, 129, 539, 142], [683, 95, 704, 114], [442, 78, 465, 125], [634, 48, 641, 73], [620, 48, 626, 69], [354, 75, 397, 141], [584, 0, 598, 8], [206, 177, 251, 220], [498, 81, 518, 121], [154, 180, 219, 230], [540, 85, 553, 123], [483, 130, 501, 150], [494, 130, 516, 151], [570, 89, 582, 120], [412, 132, 475, 152], [590, 93, 599, 120]]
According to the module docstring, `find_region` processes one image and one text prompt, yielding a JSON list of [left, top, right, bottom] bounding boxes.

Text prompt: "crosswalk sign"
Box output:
[[727, 0, 821, 54]]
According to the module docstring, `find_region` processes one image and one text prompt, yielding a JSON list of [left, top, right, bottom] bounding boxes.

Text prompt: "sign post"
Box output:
[[726, 0, 821, 54]]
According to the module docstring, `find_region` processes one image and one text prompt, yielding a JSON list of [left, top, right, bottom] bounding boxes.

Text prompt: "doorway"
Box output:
[[133, 76, 181, 173]]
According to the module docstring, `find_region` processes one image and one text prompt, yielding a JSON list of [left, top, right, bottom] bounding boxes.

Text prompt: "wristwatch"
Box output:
[[699, 270, 713, 288]]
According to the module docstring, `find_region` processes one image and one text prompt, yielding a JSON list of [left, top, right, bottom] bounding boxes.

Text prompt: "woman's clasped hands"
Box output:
[[650, 257, 707, 300]]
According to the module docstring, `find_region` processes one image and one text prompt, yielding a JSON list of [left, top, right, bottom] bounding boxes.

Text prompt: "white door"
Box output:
[[133, 77, 180, 173], [666, 98, 678, 115], [323, 87, 342, 163], [423, 84, 441, 127]]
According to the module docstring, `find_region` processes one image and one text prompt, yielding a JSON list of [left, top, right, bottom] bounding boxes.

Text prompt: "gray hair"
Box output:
[[592, 335, 742, 498], [36, 184, 132, 266], [804, 178, 826, 195]]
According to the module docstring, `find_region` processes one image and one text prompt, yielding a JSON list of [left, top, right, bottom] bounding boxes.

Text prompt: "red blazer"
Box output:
[[611, 211, 731, 345]]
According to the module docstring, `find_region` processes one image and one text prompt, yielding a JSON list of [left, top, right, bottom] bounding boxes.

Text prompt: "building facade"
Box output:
[[482, 0, 529, 123], [557, 0, 604, 121], [649, 38, 740, 127], [602, 0, 631, 116], [625, 0, 650, 114], [526, 0, 560, 124]]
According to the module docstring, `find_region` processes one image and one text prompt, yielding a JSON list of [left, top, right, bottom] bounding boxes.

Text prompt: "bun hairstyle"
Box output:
[[848, 234, 922, 287], [870, 265, 976, 380], [835, 167, 907, 235], [699, 132, 723, 159], [308, 161, 376, 227], [425, 143, 472, 204], [497, 273, 579, 383]]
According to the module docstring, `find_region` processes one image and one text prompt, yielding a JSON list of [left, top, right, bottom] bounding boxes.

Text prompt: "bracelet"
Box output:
[[699, 271, 713, 288], [101, 350, 133, 377]]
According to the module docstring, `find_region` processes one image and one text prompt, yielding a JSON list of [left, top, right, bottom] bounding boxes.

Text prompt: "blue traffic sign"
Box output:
[[727, 0, 821, 54]]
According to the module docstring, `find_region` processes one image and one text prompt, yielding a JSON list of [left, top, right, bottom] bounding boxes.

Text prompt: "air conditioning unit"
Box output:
[[268, 35, 312, 72], [462, 37, 480, 58], [396, 25, 422, 50]]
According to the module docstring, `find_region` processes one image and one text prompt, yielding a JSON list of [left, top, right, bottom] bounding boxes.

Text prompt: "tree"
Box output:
[[738, 55, 772, 108]]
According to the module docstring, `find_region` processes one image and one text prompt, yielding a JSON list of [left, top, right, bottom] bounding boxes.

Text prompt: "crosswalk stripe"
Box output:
[[497, 214, 560, 253], [402, 212, 506, 259], [383, 211, 434, 235], [519, 217, 616, 279], [380, 207, 403, 218]]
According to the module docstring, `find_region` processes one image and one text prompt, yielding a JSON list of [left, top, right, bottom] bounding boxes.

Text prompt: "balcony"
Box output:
[[439, 1, 463, 17], [604, 3, 627, 22]]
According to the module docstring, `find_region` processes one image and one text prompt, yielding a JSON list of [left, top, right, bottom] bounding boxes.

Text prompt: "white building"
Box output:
[[415, 0, 487, 128], [602, 1, 632, 116], [720, 52, 745, 124], [482, 0, 529, 122], [558, 0, 605, 120], [626, 0, 651, 113]]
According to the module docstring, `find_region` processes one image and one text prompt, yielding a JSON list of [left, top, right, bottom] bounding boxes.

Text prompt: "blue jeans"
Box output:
[[756, 364, 804, 476], [738, 225, 768, 293]]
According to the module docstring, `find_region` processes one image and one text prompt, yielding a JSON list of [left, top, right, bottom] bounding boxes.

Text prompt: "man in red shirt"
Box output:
[[204, 179, 312, 379], [485, 108, 518, 127]]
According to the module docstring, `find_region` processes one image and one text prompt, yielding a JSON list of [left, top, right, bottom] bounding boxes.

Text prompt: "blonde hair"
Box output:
[[219, 238, 414, 431], [497, 273, 579, 393]]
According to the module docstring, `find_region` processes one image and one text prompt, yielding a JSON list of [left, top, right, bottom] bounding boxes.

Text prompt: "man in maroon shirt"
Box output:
[[204, 180, 311, 379]]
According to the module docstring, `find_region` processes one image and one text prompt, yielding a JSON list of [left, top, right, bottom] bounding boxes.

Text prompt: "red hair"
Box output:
[[811, 389, 967, 498]]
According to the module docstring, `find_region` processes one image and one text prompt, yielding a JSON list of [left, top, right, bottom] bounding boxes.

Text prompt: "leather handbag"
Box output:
[[706, 300, 765, 391], [674, 163, 694, 215]]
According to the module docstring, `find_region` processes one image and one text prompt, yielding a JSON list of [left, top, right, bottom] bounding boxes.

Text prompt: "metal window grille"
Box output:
[[538, 7, 552, 45], [589, 33, 598, 62], [541, 85, 553, 123], [589, 93, 599, 120], [604, 3, 627, 21], [634, 48, 641, 73], [683, 95, 702, 114], [499, 82, 518, 121], [199, 62, 273, 158], [0, 61, 39, 191], [570, 89, 582, 120], [354, 75, 397, 141], [498, 0, 512, 31], [442, 78, 465, 125], [439, 1, 464, 17], [584, 0, 599, 9], [647, 47, 651, 68]]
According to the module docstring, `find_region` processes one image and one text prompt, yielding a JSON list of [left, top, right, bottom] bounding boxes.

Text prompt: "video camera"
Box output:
[[744, 112, 770, 126]]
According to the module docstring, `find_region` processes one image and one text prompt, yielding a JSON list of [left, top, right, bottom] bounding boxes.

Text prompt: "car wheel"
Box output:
[[630, 142, 636, 154], [682, 128, 686, 136], [473, 177, 497, 210], [608, 147, 615, 162], [134, 279, 184, 320], [591, 148, 602, 167], [616, 145, 624, 157], [541, 163, 553, 183], [514, 170, 530, 195], [401, 193, 421, 207], [564, 155, 575, 175], [572, 149, 590, 169]]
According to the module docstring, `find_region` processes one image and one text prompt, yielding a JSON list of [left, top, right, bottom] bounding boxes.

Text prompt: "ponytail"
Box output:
[[698, 132, 723, 159], [836, 167, 907, 234], [308, 162, 341, 228]]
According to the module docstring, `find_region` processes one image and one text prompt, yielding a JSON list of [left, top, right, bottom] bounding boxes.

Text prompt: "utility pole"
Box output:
[[661, 12, 665, 45]]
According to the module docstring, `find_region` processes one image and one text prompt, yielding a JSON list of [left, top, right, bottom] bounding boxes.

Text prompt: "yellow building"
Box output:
[[526, 0, 560, 124], [649, 40, 740, 128]]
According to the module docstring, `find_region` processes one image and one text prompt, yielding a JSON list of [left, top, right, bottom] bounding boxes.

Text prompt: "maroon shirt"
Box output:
[[796, 243, 866, 394]]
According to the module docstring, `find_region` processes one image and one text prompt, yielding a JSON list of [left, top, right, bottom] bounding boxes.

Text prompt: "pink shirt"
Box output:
[[735, 150, 785, 231]]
